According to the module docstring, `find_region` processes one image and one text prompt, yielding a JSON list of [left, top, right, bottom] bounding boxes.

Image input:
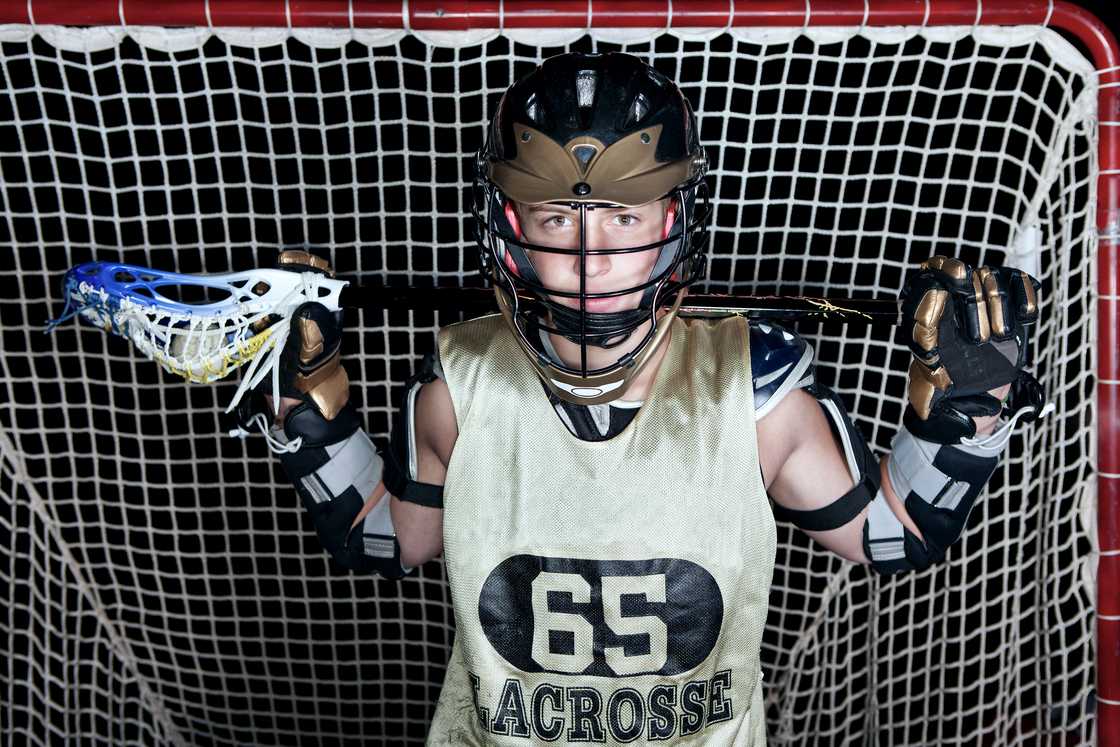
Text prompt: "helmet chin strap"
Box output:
[[545, 302, 647, 348]]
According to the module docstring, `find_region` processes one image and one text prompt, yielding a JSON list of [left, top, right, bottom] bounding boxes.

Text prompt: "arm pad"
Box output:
[[862, 419, 1007, 574], [273, 401, 412, 579]]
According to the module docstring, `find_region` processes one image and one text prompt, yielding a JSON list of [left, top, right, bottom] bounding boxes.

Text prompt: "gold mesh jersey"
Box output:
[[427, 313, 776, 746]]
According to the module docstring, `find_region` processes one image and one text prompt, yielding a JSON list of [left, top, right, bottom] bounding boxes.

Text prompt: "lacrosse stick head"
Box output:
[[47, 261, 348, 410]]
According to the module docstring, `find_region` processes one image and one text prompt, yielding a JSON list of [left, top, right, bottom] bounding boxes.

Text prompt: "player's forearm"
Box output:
[[875, 386, 1009, 546], [866, 418, 1009, 573], [874, 455, 934, 546], [270, 387, 445, 569], [267, 407, 415, 578]]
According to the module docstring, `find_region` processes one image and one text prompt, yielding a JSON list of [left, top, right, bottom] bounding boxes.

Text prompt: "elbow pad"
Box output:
[[273, 400, 412, 579], [755, 323, 881, 532], [862, 419, 1009, 574]]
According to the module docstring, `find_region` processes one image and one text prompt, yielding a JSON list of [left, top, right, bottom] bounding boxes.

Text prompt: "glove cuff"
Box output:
[[902, 394, 1001, 445]]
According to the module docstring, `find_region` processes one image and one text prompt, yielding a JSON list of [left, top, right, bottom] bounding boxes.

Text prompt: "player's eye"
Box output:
[[612, 213, 639, 227], [543, 215, 571, 229]]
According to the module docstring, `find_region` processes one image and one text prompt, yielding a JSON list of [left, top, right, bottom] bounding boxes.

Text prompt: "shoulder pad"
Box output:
[[750, 322, 814, 420]]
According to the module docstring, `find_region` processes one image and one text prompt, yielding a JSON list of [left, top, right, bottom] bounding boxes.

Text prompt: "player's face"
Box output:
[[516, 199, 669, 314]]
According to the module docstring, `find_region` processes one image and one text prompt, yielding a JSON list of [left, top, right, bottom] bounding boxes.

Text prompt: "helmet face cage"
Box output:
[[473, 172, 712, 379]]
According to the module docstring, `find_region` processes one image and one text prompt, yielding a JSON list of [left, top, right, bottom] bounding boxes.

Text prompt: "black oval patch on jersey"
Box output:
[[478, 555, 723, 677]]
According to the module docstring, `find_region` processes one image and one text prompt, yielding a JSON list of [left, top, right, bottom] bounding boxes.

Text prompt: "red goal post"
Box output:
[[0, 0, 1116, 744]]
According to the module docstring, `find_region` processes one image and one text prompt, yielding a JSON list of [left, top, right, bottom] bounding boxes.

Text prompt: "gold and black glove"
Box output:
[[231, 249, 356, 439], [899, 255, 1044, 444], [270, 250, 349, 421]]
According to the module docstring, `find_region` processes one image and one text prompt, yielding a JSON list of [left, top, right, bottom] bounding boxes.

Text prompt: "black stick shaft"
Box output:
[[338, 285, 901, 325]]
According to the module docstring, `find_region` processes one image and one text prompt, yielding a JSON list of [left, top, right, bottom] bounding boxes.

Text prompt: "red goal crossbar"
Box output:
[[0, 0, 1115, 742], [0, 0, 1110, 35]]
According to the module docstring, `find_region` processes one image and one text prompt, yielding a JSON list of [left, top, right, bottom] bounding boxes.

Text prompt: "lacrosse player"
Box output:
[[242, 52, 1044, 745]]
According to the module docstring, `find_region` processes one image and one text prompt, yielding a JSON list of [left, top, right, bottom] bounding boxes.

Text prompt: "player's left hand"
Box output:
[[900, 255, 1045, 444]]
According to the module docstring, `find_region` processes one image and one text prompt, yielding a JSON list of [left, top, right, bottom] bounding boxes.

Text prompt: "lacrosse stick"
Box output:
[[46, 261, 348, 413], [46, 260, 900, 413]]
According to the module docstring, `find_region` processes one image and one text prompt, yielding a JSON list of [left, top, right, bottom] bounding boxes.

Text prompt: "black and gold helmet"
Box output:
[[473, 52, 711, 404]]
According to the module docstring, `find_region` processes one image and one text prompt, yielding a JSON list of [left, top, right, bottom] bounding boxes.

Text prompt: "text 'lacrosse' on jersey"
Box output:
[[428, 314, 776, 746]]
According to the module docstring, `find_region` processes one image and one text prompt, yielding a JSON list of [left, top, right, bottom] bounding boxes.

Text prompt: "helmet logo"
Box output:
[[571, 144, 598, 174], [549, 376, 626, 402], [569, 140, 600, 196]]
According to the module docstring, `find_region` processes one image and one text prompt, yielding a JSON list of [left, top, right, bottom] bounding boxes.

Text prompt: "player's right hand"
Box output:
[[244, 249, 350, 427]]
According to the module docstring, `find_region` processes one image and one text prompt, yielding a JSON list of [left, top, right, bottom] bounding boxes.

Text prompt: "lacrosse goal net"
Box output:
[[1, 1, 1116, 744]]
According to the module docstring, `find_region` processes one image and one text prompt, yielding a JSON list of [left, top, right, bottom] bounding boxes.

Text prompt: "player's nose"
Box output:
[[580, 250, 612, 278], [578, 223, 612, 278]]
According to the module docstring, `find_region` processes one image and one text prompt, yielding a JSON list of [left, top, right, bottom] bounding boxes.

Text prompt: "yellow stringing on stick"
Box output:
[[157, 326, 277, 384], [803, 297, 873, 321]]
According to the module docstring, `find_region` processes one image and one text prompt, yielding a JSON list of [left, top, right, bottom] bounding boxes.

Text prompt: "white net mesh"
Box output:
[[0, 23, 1099, 746]]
